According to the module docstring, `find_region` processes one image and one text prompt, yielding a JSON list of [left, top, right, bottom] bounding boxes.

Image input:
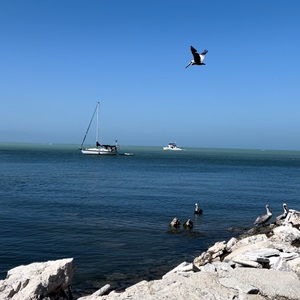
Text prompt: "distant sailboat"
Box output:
[[80, 102, 117, 155]]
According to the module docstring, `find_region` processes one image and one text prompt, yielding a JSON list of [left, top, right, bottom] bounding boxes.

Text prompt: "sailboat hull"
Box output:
[[81, 146, 117, 155]]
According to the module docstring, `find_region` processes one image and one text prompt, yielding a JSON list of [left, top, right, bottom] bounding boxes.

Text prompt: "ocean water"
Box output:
[[0, 143, 300, 296]]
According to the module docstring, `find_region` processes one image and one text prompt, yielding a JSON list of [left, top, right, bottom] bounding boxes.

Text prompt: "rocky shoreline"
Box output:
[[1, 209, 300, 300]]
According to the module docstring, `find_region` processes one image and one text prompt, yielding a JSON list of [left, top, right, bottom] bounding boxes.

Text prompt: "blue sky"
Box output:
[[1, 0, 300, 150]]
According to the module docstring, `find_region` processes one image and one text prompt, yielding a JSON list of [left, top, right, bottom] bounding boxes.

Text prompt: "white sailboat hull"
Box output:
[[81, 146, 117, 155]]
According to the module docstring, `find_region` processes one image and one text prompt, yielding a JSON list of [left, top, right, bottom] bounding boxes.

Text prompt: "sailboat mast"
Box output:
[[96, 102, 100, 145], [80, 102, 99, 149]]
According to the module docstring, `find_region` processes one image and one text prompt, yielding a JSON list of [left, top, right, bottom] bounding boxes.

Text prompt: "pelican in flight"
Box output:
[[194, 203, 203, 215], [185, 46, 208, 68], [275, 203, 289, 222], [254, 204, 272, 226]]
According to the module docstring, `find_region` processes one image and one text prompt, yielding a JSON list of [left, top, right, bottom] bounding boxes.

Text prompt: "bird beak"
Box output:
[[185, 62, 191, 68]]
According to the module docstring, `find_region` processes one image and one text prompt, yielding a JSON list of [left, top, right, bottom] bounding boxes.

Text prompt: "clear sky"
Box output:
[[1, 0, 300, 150]]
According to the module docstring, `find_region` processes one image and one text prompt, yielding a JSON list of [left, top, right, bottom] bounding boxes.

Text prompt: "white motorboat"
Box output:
[[80, 102, 117, 155], [163, 142, 184, 151]]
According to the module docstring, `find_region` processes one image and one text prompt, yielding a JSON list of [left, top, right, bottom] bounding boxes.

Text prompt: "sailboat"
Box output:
[[80, 102, 118, 155]]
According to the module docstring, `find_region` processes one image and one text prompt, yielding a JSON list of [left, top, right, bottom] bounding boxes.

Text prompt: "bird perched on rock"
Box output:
[[185, 46, 208, 68], [183, 219, 193, 229], [194, 203, 203, 215], [275, 203, 289, 223], [254, 204, 272, 226]]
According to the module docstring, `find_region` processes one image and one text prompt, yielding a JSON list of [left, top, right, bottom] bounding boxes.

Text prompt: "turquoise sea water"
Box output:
[[0, 143, 300, 296]]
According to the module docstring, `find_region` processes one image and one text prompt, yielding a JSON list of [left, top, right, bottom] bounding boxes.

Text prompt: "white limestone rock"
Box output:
[[226, 268, 300, 299], [80, 272, 238, 300], [0, 258, 75, 300], [231, 254, 263, 268], [219, 277, 259, 294], [193, 251, 213, 270], [271, 225, 300, 243], [198, 263, 216, 273], [78, 266, 300, 300], [223, 240, 274, 265], [270, 256, 291, 272], [213, 262, 234, 273], [287, 257, 300, 278], [284, 210, 300, 226], [91, 284, 111, 297], [230, 234, 269, 252], [226, 237, 238, 251], [163, 261, 193, 278], [207, 241, 227, 253], [245, 248, 280, 258], [280, 252, 299, 260], [193, 240, 228, 271]]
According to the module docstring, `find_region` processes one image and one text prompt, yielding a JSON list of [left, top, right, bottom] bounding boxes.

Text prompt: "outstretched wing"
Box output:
[[200, 50, 208, 63], [190, 46, 198, 55], [190, 46, 200, 64]]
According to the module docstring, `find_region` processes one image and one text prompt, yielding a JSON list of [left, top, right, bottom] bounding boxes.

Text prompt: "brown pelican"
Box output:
[[170, 217, 181, 228], [254, 204, 272, 226], [194, 203, 203, 215], [275, 203, 289, 222], [183, 219, 193, 229], [185, 46, 208, 68]]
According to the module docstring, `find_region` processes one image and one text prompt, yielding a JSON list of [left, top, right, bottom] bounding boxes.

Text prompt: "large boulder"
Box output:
[[222, 268, 300, 300], [284, 210, 300, 227], [80, 272, 238, 300], [271, 225, 300, 244], [0, 258, 75, 300]]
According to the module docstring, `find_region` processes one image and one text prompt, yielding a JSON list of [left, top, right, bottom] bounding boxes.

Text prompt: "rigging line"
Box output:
[[80, 102, 99, 149]]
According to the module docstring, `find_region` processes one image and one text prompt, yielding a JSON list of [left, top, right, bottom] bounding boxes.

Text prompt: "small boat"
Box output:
[[120, 152, 135, 156], [163, 142, 184, 151], [80, 102, 118, 155]]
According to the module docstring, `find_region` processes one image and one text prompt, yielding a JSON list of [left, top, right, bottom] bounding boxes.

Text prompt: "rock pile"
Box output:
[[78, 209, 300, 300], [0, 258, 75, 300]]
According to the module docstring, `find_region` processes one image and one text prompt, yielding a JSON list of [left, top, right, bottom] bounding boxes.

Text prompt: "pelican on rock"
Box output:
[[254, 204, 272, 226], [185, 46, 208, 68], [194, 203, 203, 215], [275, 203, 289, 223]]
